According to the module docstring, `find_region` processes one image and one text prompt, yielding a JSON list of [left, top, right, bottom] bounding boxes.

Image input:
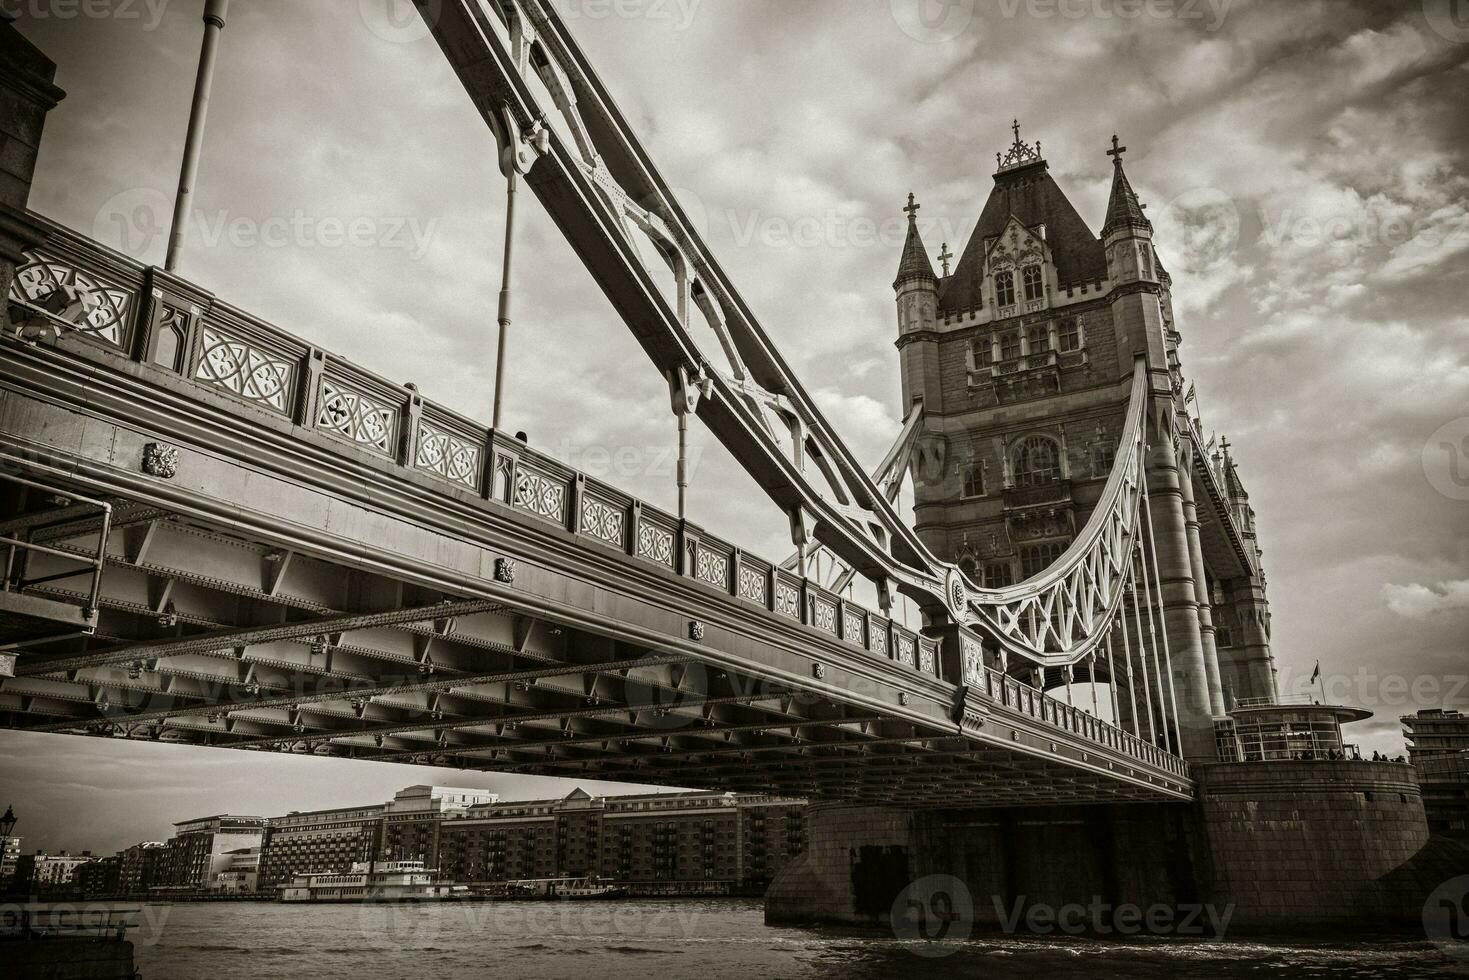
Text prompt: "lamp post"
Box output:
[[164, 0, 230, 273], [0, 804, 15, 839]]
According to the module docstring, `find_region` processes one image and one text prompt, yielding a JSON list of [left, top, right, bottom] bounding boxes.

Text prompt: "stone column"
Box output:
[[1144, 419, 1215, 761], [1178, 438, 1226, 716], [765, 803, 912, 925], [0, 21, 65, 334], [1222, 576, 1276, 703]]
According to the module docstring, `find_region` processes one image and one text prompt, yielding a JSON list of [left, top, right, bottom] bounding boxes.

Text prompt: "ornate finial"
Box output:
[[1107, 133, 1127, 165], [903, 192, 920, 222], [938, 242, 954, 277], [997, 120, 1043, 172]]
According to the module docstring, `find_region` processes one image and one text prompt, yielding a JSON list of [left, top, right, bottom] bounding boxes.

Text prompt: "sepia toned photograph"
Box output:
[[1, 1, 1467, 977]]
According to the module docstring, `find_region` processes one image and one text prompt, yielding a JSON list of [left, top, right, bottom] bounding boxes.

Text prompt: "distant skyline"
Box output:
[[3, 1, 1467, 851]]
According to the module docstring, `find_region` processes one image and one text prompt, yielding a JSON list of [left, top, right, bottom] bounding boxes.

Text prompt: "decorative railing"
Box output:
[[4, 216, 952, 682], [4, 216, 1186, 780], [953, 623, 1188, 777]]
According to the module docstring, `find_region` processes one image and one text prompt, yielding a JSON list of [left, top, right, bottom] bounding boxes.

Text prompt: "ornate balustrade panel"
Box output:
[[841, 601, 866, 647], [636, 516, 677, 569], [807, 588, 839, 637], [194, 323, 298, 415], [772, 573, 802, 621], [693, 540, 732, 591], [9, 247, 139, 351], [579, 490, 627, 549], [512, 460, 569, 524], [316, 372, 400, 456], [415, 406, 485, 491], [735, 555, 770, 606]]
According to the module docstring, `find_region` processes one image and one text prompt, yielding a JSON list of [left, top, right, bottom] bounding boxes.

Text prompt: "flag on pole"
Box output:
[[1310, 660, 1321, 684]]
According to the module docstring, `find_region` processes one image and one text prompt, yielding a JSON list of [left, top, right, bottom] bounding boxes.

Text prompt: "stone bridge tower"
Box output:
[[892, 125, 1278, 759]]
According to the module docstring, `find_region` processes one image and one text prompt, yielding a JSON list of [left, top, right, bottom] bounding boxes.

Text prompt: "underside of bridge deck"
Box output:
[[0, 464, 1183, 807]]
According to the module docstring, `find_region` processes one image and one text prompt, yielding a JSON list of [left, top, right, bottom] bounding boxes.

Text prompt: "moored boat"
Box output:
[[279, 860, 468, 902], [503, 876, 627, 900]]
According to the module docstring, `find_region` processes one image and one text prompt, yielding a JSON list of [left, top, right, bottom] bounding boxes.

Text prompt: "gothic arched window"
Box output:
[[1058, 318, 1081, 352], [1013, 435, 1061, 487], [1022, 264, 1043, 301], [1140, 245, 1154, 279], [1000, 332, 1021, 361], [1021, 541, 1068, 578], [1027, 323, 1050, 354], [995, 270, 1016, 307]]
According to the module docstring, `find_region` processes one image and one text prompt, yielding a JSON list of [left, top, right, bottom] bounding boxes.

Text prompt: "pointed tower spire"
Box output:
[[1102, 134, 1151, 237], [894, 192, 938, 289]]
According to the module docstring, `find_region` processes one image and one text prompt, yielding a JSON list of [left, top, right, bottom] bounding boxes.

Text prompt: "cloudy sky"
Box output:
[[3, 0, 1467, 854]]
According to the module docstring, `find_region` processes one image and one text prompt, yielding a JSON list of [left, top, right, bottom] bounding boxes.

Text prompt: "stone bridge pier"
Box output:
[[768, 760, 1469, 933]]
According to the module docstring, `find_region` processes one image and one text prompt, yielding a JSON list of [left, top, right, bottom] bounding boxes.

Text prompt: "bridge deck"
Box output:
[[0, 216, 1190, 806]]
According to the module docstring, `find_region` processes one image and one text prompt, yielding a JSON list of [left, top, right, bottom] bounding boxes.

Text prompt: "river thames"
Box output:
[[128, 899, 1468, 979]]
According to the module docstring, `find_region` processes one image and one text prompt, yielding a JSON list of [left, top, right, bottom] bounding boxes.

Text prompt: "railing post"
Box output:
[[728, 548, 742, 599], [399, 384, 423, 468], [568, 474, 586, 536], [295, 348, 325, 428], [626, 500, 642, 558]]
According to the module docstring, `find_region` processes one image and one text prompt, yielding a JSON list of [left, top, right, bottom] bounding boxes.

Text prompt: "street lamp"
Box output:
[[0, 805, 15, 839]]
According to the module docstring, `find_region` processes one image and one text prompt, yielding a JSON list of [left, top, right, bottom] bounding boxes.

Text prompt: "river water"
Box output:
[[129, 899, 1468, 979]]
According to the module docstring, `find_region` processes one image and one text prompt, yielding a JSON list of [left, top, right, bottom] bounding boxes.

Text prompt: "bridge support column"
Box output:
[[767, 802, 1204, 931], [765, 803, 913, 925], [1178, 444, 1226, 717], [1144, 430, 1215, 762], [1220, 577, 1277, 704], [767, 777, 1465, 932], [0, 22, 65, 336]]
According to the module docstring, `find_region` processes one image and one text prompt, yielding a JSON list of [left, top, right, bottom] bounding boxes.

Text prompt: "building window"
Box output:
[[1000, 332, 1021, 361], [983, 561, 1013, 589], [1058, 319, 1081, 352], [1089, 436, 1116, 478], [995, 271, 1015, 308], [1140, 245, 1153, 279], [1027, 324, 1049, 354], [1013, 435, 1061, 487], [961, 463, 984, 498], [1020, 542, 1068, 578], [973, 340, 993, 367], [1216, 627, 1234, 648], [1022, 265, 1043, 301]]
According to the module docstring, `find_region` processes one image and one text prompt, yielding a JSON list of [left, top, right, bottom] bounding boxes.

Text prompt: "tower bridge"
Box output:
[[0, 0, 1459, 932]]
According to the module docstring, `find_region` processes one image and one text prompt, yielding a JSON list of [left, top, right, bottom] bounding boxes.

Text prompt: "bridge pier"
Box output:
[[767, 761, 1469, 933]]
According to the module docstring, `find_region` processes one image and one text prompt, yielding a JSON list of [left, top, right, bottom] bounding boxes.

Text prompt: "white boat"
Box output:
[[279, 860, 469, 903], [504, 876, 627, 900]]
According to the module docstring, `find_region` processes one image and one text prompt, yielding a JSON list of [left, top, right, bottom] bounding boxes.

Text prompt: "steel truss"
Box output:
[[416, 0, 1156, 669]]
